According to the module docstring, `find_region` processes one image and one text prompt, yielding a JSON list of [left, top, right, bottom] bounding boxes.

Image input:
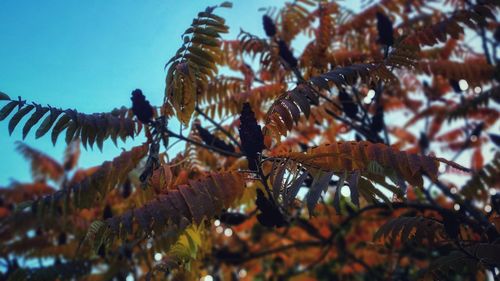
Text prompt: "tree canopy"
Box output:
[[0, 0, 499, 280]]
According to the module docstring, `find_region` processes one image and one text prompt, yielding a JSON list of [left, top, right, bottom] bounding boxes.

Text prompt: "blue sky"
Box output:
[[0, 1, 485, 188], [0, 0, 288, 185]]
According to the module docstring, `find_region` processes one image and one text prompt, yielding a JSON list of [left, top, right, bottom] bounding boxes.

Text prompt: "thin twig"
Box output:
[[195, 107, 242, 150]]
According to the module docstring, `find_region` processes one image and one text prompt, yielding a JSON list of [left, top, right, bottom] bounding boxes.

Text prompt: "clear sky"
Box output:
[[0, 0, 290, 185]]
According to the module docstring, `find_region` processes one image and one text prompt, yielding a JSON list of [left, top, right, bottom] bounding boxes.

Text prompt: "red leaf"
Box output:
[[471, 148, 484, 171]]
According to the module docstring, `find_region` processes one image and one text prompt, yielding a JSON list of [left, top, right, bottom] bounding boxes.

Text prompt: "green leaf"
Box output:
[[198, 12, 226, 24], [188, 46, 217, 63], [0, 101, 19, 121], [186, 226, 202, 247], [186, 233, 197, 257], [191, 34, 220, 47], [165, 53, 183, 69], [192, 18, 226, 29], [36, 109, 63, 139], [85, 220, 109, 253], [22, 106, 49, 139], [9, 105, 34, 135], [191, 27, 221, 39], [0, 91, 10, 101]]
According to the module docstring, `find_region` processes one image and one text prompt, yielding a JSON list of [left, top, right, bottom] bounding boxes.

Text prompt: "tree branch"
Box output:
[[167, 129, 244, 158], [195, 107, 242, 150]]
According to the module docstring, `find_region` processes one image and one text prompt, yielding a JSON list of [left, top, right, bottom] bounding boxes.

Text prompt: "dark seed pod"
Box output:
[[56, 205, 63, 215], [131, 89, 154, 124], [102, 204, 113, 220], [262, 15, 276, 37], [449, 79, 462, 93], [278, 40, 298, 68], [195, 123, 235, 154], [219, 212, 248, 226], [371, 105, 384, 133], [442, 212, 460, 240], [419, 132, 429, 152], [255, 189, 287, 228], [376, 12, 394, 46], [58, 232, 67, 245], [238, 103, 265, 170], [491, 194, 500, 214], [98, 244, 106, 258], [214, 247, 243, 265], [298, 142, 308, 152], [338, 90, 358, 119], [7, 203, 15, 211], [119, 246, 133, 261]]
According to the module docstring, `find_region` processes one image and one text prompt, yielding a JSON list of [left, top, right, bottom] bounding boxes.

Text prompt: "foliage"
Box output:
[[1, 0, 500, 280]]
